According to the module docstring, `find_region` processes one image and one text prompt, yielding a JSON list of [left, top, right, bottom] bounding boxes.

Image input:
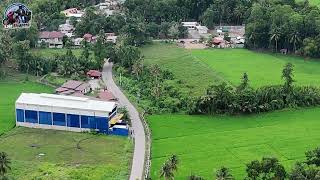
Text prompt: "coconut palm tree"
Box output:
[[216, 167, 234, 180], [132, 58, 144, 80], [290, 32, 301, 53], [249, 32, 257, 49], [0, 152, 11, 178], [160, 161, 174, 180], [234, 5, 244, 25], [270, 28, 281, 52], [170, 154, 179, 172]]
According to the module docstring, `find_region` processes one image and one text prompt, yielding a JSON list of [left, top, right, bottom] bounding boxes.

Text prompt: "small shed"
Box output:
[[87, 70, 102, 79]]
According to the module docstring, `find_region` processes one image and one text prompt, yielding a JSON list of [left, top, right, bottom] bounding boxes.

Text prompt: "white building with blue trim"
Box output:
[[15, 93, 128, 135]]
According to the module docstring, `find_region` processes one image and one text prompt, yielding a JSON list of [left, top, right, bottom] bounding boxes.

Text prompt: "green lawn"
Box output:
[[31, 48, 84, 58], [192, 49, 320, 88], [1, 127, 132, 179], [148, 107, 320, 179], [141, 42, 226, 96], [0, 81, 53, 135]]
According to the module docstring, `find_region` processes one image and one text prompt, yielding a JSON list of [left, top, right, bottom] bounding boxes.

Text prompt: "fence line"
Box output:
[[140, 111, 151, 180]]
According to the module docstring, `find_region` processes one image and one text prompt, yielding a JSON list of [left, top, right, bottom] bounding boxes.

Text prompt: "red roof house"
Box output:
[[83, 33, 93, 42], [55, 80, 91, 95], [38, 31, 65, 48], [87, 70, 102, 79], [212, 37, 224, 45], [39, 31, 64, 39], [98, 91, 116, 101]]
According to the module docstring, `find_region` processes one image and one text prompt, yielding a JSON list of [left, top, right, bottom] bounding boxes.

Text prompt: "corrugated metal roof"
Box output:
[[16, 93, 116, 113], [61, 80, 83, 89], [39, 31, 64, 39]]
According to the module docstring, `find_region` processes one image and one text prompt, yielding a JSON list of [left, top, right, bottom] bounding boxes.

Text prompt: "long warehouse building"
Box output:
[[15, 93, 122, 134]]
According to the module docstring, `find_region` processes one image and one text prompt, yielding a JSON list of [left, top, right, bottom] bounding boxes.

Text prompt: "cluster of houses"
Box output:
[[94, 0, 121, 16], [212, 26, 245, 48], [38, 0, 120, 49], [182, 22, 210, 39], [179, 22, 246, 49]]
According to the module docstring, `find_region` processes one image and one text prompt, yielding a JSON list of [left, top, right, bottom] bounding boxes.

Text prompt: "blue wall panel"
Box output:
[[39, 111, 52, 125], [67, 114, 80, 128], [16, 109, 24, 122], [81, 116, 90, 128], [81, 115, 96, 129], [53, 113, 66, 126], [89, 116, 96, 129], [96, 116, 108, 131], [111, 127, 129, 136], [25, 110, 38, 123]]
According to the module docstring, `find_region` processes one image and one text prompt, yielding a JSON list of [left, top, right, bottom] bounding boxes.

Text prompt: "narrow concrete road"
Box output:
[[102, 62, 146, 180]]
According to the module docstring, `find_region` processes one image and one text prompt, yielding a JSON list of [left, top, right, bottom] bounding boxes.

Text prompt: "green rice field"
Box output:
[[142, 43, 320, 179], [192, 49, 320, 88], [141, 43, 224, 96], [148, 108, 320, 179], [0, 81, 53, 135], [142, 43, 320, 96]]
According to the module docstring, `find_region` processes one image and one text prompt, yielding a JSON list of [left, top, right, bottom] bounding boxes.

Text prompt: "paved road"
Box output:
[[102, 62, 146, 180]]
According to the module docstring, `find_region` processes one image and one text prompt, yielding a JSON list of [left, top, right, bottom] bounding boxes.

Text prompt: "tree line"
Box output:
[[190, 63, 320, 115], [156, 146, 320, 180], [246, 0, 320, 57], [124, 0, 251, 26]]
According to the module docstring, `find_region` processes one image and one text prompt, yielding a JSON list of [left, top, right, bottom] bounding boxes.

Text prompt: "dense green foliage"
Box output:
[[0, 152, 11, 178], [148, 108, 320, 179], [115, 62, 190, 113], [0, 127, 132, 179], [124, 0, 250, 26], [245, 0, 320, 57], [191, 64, 320, 115]]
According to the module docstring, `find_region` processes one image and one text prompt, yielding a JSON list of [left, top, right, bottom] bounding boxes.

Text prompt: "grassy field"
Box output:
[[142, 43, 320, 96], [148, 107, 320, 179], [192, 49, 320, 88], [0, 73, 133, 179], [0, 81, 53, 135], [142, 43, 320, 179], [141, 42, 225, 96], [1, 127, 132, 179], [31, 48, 84, 58]]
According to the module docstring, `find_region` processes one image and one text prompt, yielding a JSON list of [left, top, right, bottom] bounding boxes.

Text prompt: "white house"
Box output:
[[182, 22, 199, 29], [58, 23, 74, 34], [38, 31, 64, 48], [106, 35, 117, 43], [73, 38, 84, 47], [95, 0, 119, 16], [196, 26, 209, 34]]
